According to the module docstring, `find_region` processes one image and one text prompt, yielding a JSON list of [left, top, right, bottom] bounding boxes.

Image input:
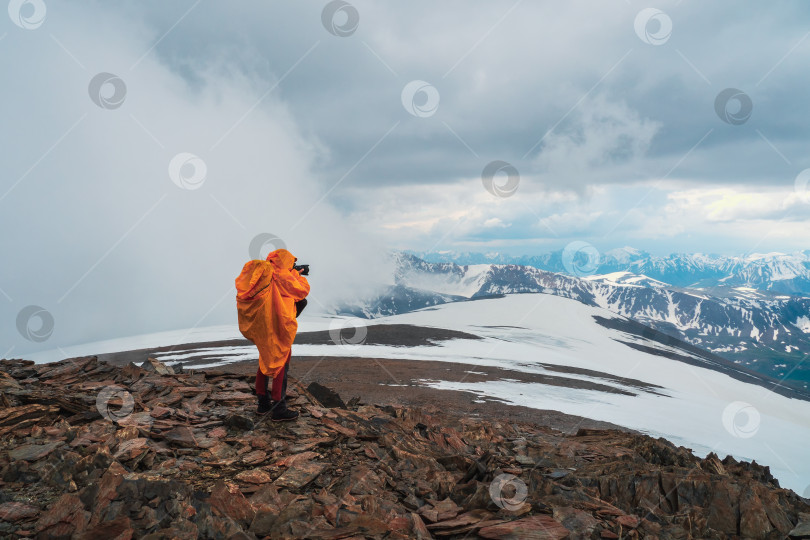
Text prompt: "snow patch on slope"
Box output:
[[794, 316, 810, 333], [399, 264, 492, 298]]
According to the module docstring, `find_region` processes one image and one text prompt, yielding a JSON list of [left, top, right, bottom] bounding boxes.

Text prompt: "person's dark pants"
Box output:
[[295, 298, 307, 317], [255, 355, 289, 404]]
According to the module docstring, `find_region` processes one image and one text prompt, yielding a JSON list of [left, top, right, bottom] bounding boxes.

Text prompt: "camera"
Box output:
[[293, 264, 310, 276]]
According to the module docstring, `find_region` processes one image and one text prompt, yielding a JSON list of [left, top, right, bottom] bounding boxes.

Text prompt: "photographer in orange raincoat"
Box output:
[[235, 248, 309, 421]]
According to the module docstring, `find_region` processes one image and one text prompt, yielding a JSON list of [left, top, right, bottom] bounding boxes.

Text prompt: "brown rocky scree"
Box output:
[[0, 356, 808, 539]]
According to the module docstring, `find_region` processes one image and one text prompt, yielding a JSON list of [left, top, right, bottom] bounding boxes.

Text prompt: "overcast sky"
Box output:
[[3, 1, 810, 355]]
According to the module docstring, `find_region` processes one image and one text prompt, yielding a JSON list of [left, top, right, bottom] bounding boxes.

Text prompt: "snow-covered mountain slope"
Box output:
[[346, 253, 810, 392], [414, 248, 810, 295], [307, 295, 810, 493], [336, 284, 469, 319], [584, 271, 670, 289]]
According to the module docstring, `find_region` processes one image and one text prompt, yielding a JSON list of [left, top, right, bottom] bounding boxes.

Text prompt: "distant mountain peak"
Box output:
[[584, 271, 670, 288], [604, 246, 649, 264]]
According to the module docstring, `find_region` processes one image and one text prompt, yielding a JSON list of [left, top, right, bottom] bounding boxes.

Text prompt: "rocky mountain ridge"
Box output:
[[412, 247, 810, 296], [1, 356, 810, 539]]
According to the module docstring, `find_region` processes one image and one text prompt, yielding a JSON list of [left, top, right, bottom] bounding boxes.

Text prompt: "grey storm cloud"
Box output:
[[123, 1, 810, 190], [3, 0, 810, 357]]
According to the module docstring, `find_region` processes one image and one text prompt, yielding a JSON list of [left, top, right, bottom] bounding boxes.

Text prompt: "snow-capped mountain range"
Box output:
[[337, 252, 810, 392], [412, 247, 810, 296]]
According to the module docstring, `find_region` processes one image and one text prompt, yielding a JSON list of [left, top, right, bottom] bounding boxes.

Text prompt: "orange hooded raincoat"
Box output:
[[235, 249, 310, 377]]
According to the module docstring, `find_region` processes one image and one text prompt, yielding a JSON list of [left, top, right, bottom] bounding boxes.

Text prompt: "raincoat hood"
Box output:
[[266, 248, 296, 270]]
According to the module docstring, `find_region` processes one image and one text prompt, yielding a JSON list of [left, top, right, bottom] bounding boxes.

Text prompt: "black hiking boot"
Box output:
[[271, 399, 299, 422], [257, 394, 271, 415]]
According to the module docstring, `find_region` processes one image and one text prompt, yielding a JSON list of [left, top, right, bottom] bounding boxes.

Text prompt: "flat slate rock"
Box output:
[[0, 501, 40, 521], [273, 461, 327, 489], [8, 441, 62, 461], [478, 515, 570, 539]]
